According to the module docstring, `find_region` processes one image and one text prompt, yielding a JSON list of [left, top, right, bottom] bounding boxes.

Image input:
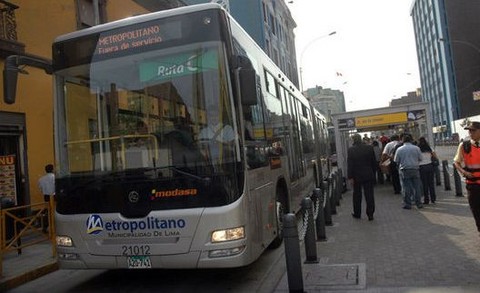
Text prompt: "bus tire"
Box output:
[[268, 186, 287, 249]]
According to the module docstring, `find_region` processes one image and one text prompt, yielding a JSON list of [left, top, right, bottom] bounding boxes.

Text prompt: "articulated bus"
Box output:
[[8, 4, 331, 269]]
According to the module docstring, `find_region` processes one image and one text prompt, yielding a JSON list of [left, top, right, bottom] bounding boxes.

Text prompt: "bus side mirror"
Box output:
[[233, 55, 257, 106], [3, 56, 19, 104], [239, 68, 257, 106], [3, 54, 52, 104]]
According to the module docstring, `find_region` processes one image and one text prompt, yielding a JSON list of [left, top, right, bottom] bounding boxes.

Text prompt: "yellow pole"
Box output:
[[49, 199, 57, 257]]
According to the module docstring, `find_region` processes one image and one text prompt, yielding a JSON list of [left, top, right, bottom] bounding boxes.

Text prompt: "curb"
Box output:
[[0, 261, 58, 292]]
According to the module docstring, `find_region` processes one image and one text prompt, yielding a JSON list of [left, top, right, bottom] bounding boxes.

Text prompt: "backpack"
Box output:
[[390, 142, 403, 167], [463, 141, 471, 154], [392, 142, 403, 157]]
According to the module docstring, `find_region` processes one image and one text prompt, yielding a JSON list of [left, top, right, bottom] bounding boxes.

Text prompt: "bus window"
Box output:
[[263, 73, 284, 156], [243, 87, 268, 169], [299, 103, 314, 155], [264, 70, 277, 97]]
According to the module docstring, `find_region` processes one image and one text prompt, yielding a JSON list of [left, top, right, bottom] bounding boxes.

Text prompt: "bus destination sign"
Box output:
[[95, 20, 181, 56]]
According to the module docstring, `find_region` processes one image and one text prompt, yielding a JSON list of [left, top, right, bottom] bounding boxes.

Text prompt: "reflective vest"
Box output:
[[463, 142, 480, 185]]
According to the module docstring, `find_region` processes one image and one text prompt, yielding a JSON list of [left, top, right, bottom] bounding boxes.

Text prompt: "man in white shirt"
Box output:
[[38, 164, 55, 201], [38, 164, 55, 232], [381, 134, 402, 194]]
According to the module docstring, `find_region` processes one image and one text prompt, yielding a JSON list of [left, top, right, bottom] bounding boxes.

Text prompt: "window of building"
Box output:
[[273, 48, 279, 65], [265, 39, 271, 56], [269, 13, 276, 35], [262, 2, 268, 23]]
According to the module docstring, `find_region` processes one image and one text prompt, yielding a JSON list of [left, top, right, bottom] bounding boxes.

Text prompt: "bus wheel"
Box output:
[[269, 188, 286, 249]]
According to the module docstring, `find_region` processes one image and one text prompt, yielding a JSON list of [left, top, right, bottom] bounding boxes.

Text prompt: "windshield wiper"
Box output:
[[147, 166, 212, 186], [169, 166, 212, 186]]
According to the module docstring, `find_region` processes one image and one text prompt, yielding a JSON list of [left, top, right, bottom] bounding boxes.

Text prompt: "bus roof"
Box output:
[[54, 3, 223, 43]]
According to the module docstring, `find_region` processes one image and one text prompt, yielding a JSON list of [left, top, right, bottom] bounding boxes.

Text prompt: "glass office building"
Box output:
[[411, 0, 480, 140]]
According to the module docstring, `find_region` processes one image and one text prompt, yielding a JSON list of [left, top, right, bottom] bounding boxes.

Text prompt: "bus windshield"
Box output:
[[54, 41, 244, 215], [56, 42, 239, 176]]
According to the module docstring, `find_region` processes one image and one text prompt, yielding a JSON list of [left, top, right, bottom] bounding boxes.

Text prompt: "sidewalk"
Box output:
[[0, 239, 57, 292], [275, 180, 480, 292]]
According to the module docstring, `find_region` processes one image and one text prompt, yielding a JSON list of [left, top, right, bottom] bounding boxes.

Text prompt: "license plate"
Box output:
[[127, 256, 152, 269]]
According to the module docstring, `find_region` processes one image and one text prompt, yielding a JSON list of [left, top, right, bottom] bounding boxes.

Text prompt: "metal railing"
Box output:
[[0, 199, 56, 276], [0, 0, 19, 41]]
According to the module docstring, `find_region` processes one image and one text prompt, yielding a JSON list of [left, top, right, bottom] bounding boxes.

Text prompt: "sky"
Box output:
[[288, 0, 421, 112]]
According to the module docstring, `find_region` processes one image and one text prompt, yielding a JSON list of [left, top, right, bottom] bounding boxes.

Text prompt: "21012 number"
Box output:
[[122, 245, 151, 256]]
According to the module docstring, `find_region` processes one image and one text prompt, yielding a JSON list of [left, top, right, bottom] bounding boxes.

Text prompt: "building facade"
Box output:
[[183, 0, 299, 87], [411, 0, 480, 139], [303, 85, 346, 124], [0, 0, 182, 206], [390, 89, 422, 107]]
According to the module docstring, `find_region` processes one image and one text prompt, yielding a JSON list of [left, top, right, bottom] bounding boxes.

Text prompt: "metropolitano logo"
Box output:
[[86, 214, 104, 235]]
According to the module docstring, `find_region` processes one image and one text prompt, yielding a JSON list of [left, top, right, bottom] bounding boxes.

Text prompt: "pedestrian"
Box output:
[[379, 132, 389, 148], [418, 137, 437, 204], [453, 121, 480, 236], [381, 134, 402, 194], [394, 134, 423, 209], [38, 164, 55, 232], [372, 140, 384, 184], [347, 134, 377, 221]]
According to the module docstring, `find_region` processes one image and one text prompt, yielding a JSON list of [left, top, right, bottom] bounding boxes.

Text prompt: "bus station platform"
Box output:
[[275, 150, 480, 292]]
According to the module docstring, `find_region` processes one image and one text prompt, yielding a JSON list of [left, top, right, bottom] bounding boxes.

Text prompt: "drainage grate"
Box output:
[[276, 263, 366, 291], [305, 263, 366, 290]]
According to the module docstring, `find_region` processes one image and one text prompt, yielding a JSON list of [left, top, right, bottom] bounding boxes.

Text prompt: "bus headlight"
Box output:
[[211, 226, 245, 243], [56, 235, 73, 247]]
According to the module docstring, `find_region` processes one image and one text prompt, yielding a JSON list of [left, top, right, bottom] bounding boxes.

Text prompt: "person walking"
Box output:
[[382, 134, 402, 194], [372, 140, 384, 184], [347, 134, 377, 221], [418, 137, 437, 204], [453, 121, 480, 236], [38, 164, 55, 232], [394, 134, 423, 209], [379, 132, 389, 148]]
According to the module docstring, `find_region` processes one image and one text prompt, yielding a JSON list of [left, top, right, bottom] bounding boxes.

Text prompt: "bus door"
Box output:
[[243, 84, 275, 245]]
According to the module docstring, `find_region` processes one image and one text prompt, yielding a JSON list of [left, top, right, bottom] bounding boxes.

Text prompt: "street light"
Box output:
[[299, 31, 337, 91]]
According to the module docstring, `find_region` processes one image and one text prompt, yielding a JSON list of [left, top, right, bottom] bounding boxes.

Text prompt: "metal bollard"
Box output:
[[283, 213, 304, 293], [337, 168, 344, 198], [434, 162, 442, 186], [312, 187, 327, 241], [330, 172, 337, 215], [453, 166, 463, 197], [324, 178, 333, 226], [336, 170, 342, 205], [301, 197, 318, 264], [442, 160, 451, 191]]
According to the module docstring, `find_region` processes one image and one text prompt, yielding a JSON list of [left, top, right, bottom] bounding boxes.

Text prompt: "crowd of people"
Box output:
[[346, 122, 480, 237]]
